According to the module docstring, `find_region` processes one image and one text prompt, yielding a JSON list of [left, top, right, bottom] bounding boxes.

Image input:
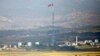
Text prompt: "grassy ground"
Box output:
[[0, 51, 100, 56]]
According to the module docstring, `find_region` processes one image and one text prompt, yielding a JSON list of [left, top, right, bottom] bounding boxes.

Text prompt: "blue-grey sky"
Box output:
[[0, 0, 100, 30]]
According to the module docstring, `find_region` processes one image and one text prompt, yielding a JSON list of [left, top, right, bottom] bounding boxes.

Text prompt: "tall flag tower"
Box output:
[[48, 0, 55, 46]]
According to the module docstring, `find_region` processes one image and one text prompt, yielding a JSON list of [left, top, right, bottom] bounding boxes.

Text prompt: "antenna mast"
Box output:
[[51, 0, 55, 46]]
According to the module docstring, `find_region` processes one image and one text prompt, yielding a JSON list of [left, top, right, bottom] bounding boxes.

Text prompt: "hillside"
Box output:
[[0, 26, 100, 44]]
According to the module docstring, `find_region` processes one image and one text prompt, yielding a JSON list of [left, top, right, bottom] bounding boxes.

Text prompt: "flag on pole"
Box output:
[[48, 3, 53, 7]]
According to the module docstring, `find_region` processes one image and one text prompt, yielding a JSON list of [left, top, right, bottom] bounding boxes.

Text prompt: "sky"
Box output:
[[0, 0, 100, 30]]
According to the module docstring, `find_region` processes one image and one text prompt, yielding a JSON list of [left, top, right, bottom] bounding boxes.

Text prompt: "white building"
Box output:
[[90, 42, 95, 46], [18, 42, 22, 48], [84, 40, 89, 44], [78, 41, 85, 45], [35, 42, 40, 45], [65, 42, 72, 46], [2, 45, 8, 49], [95, 39, 99, 43], [13, 45, 17, 48], [88, 40, 92, 43], [72, 43, 77, 46], [27, 42, 32, 47]]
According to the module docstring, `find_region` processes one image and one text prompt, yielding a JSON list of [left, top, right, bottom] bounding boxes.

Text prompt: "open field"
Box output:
[[0, 51, 100, 56]]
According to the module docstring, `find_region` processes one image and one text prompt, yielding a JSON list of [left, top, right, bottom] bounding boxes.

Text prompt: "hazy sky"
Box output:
[[0, 0, 100, 30]]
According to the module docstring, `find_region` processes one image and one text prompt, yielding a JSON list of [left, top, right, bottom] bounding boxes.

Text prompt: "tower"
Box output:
[[76, 36, 78, 46]]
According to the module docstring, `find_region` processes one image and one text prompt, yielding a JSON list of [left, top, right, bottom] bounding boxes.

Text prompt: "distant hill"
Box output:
[[75, 25, 100, 32], [0, 25, 100, 44]]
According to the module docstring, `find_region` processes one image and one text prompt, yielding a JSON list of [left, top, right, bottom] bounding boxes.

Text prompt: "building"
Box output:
[[27, 42, 32, 47], [95, 39, 99, 43], [18, 42, 22, 48], [35, 42, 40, 45]]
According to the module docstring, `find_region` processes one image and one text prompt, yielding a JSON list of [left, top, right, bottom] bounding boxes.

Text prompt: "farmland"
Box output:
[[0, 51, 100, 56]]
